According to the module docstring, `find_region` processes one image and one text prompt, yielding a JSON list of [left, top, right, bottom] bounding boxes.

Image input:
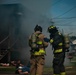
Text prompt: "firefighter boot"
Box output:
[[60, 72, 66, 75], [54, 74, 60, 75]]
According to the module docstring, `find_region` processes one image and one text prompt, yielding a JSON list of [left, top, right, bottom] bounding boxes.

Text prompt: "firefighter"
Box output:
[[29, 25, 48, 75], [48, 25, 66, 75]]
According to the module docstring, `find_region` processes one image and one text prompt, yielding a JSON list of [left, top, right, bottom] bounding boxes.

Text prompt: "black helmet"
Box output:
[[48, 25, 58, 33], [34, 25, 42, 32]]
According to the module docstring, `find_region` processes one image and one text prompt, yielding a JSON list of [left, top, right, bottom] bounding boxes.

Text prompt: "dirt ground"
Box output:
[[0, 66, 76, 75], [65, 66, 76, 75]]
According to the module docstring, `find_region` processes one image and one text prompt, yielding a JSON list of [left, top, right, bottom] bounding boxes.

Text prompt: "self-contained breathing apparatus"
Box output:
[[29, 25, 48, 75], [29, 25, 46, 55], [48, 25, 70, 52], [29, 33, 42, 53], [47, 25, 67, 75]]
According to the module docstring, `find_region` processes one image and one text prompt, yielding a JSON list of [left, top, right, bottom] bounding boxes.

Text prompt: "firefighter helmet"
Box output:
[[34, 25, 42, 32], [48, 25, 57, 33]]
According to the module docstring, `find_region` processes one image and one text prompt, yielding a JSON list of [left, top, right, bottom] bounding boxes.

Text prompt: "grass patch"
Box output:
[[0, 66, 15, 73], [44, 67, 53, 73]]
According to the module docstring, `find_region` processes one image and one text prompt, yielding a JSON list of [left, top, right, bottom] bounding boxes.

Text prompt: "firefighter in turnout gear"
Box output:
[[29, 25, 48, 75], [48, 25, 66, 75]]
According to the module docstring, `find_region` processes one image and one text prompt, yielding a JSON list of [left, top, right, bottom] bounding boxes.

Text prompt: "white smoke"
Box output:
[[0, 0, 72, 66]]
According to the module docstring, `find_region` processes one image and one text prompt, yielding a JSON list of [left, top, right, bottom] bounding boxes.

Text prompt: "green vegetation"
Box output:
[[0, 66, 15, 73], [71, 56, 76, 66]]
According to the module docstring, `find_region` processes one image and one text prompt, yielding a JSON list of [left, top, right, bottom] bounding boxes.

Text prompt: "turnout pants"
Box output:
[[30, 55, 45, 75], [53, 52, 66, 75]]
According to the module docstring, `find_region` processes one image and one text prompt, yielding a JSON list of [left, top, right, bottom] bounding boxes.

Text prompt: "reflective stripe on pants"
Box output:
[[60, 72, 66, 75]]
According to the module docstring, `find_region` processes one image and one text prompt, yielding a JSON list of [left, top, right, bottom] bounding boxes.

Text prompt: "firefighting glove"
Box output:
[[35, 47, 39, 51], [65, 49, 69, 52], [30, 49, 35, 53], [31, 46, 39, 52], [44, 38, 50, 42]]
